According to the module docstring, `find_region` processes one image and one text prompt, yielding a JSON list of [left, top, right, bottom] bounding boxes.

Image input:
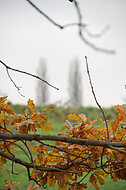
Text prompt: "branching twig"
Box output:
[[73, 0, 115, 54], [85, 25, 110, 38], [6, 68, 25, 97], [38, 140, 94, 160], [0, 150, 90, 173], [85, 56, 110, 140], [101, 147, 126, 174], [0, 60, 59, 92], [3, 140, 18, 175], [25, 0, 115, 54]]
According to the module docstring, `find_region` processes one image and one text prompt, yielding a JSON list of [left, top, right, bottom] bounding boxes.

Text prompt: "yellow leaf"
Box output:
[[102, 172, 109, 180], [0, 96, 8, 104], [41, 121, 52, 132], [33, 114, 47, 122], [43, 108, 53, 113], [90, 119, 98, 125], [68, 113, 80, 120]]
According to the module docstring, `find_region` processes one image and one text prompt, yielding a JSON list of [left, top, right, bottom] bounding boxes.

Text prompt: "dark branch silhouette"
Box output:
[[0, 132, 126, 149], [25, 0, 115, 54], [85, 56, 109, 140], [0, 60, 59, 94]]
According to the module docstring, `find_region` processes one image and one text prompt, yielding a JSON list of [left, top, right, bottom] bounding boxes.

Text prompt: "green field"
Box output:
[[0, 104, 126, 190]]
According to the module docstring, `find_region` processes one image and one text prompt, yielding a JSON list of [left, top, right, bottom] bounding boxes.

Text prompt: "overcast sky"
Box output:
[[0, 0, 126, 107]]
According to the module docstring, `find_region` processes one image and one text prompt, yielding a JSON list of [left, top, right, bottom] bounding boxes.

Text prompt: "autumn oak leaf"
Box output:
[[27, 99, 35, 116], [68, 113, 80, 120]]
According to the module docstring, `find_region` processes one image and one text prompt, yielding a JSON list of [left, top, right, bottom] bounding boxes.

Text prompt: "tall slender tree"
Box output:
[[36, 58, 49, 105], [68, 57, 83, 106]]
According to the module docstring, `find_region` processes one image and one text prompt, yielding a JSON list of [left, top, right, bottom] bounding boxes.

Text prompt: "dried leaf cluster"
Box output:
[[0, 96, 126, 190]]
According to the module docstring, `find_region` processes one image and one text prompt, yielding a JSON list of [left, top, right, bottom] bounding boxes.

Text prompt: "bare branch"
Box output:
[[25, 0, 115, 54], [0, 150, 65, 172], [0, 60, 59, 91], [85, 56, 110, 140], [73, 0, 115, 54], [108, 145, 126, 155], [85, 25, 110, 38], [6, 67, 25, 97], [80, 33, 115, 54], [25, 0, 64, 29], [0, 150, 90, 173], [0, 132, 126, 149]]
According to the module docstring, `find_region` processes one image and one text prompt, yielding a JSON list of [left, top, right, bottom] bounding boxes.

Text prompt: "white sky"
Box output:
[[0, 0, 126, 107]]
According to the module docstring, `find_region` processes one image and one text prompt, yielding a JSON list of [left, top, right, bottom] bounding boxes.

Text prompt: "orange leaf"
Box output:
[[48, 177, 56, 187], [94, 171, 104, 176], [89, 174, 97, 185], [5, 180, 11, 184], [27, 99, 35, 115], [90, 119, 98, 125], [29, 146, 39, 152], [61, 125, 69, 131], [97, 175, 104, 185], [30, 124, 37, 134], [114, 105, 126, 115], [41, 121, 52, 132], [16, 181, 21, 185], [27, 185, 35, 190]]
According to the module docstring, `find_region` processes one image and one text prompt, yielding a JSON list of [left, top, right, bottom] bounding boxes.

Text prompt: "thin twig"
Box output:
[[3, 140, 18, 175], [25, 0, 115, 54], [101, 147, 126, 174], [25, 0, 63, 29], [74, 1, 115, 54], [108, 145, 126, 154], [38, 140, 93, 160], [6, 68, 25, 97], [85, 56, 110, 140], [0, 125, 12, 134], [85, 25, 110, 38], [0, 60, 59, 91]]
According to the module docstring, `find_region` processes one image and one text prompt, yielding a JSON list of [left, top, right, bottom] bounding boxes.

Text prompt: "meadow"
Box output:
[[0, 104, 126, 190]]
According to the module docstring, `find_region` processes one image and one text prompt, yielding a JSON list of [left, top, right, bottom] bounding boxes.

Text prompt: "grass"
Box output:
[[0, 104, 125, 189]]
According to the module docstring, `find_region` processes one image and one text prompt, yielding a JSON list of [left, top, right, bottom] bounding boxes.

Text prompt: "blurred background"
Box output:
[[0, 0, 126, 107]]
